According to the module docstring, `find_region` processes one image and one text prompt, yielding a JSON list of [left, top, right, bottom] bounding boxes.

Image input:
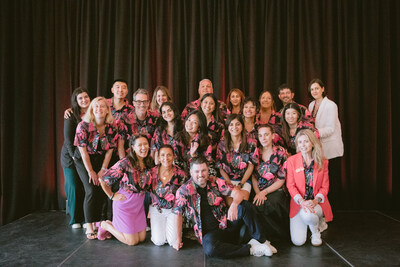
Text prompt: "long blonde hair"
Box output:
[[295, 129, 324, 170], [82, 96, 114, 125], [151, 85, 172, 110]]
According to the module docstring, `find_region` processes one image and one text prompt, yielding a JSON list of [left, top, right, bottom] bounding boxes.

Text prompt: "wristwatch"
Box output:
[[238, 183, 243, 189]]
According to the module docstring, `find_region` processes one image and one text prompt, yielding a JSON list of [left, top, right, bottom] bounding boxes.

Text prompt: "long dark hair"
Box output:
[[224, 114, 247, 153], [281, 102, 302, 143], [226, 88, 245, 112], [127, 134, 154, 170], [71, 87, 89, 122], [156, 102, 183, 136], [177, 110, 210, 153], [200, 93, 223, 124]]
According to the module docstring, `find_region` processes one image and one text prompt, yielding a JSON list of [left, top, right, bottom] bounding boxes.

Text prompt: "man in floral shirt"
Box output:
[[181, 79, 229, 121], [172, 156, 277, 258]]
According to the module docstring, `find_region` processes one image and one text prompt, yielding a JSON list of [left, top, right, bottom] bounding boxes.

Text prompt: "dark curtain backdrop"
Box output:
[[1, 0, 398, 225]]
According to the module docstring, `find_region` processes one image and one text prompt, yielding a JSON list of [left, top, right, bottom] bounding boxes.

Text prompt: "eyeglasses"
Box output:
[[134, 100, 149, 105]]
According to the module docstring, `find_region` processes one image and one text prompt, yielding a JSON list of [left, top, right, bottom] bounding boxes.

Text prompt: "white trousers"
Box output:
[[149, 205, 178, 246], [290, 204, 323, 246]]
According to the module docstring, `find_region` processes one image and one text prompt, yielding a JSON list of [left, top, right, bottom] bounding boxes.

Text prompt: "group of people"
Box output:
[[60, 78, 344, 258]]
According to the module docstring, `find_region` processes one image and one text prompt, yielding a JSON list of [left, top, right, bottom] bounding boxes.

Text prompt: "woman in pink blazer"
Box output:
[[286, 129, 333, 246]]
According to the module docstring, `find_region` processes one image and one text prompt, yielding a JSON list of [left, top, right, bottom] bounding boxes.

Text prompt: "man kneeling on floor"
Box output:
[[172, 156, 277, 258]]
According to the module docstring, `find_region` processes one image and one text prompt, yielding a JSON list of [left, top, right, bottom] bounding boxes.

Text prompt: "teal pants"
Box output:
[[63, 167, 84, 225]]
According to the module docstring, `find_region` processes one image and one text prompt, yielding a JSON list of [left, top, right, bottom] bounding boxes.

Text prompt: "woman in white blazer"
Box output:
[[308, 79, 344, 208]]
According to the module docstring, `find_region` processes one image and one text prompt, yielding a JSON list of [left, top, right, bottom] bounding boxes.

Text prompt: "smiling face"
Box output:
[[132, 137, 150, 159], [297, 134, 313, 156], [260, 91, 273, 109], [230, 92, 242, 107], [156, 90, 168, 106], [310, 82, 325, 100], [278, 88, 294, 105], [228, 118, 243, 137], [111, 81, 128, 100], [185, 114, 199, 134], [93, 99, 108, 120], [198, 80, 213, 98], [161, 104, 175, 123], [258, 126, 273, 148], [201, 96, 216, 116], [159, 147, 174, 168], [190, 162, 209, 188], [77, 92, 90, 110], [284, 108, 300, 126], [243, 101, 257, 118], [133, 93, 150, 115]]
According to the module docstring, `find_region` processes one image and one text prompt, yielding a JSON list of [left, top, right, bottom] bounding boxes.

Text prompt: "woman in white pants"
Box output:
[[149, 145, 187, 246], [286, 129, 333, 246]]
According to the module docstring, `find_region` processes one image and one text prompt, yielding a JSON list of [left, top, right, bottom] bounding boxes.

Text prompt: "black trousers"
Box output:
[[254, 189, 290, 239], [74, 154, 108, 223], [328, 156, 342, 210], [201, 200, 267, 258]]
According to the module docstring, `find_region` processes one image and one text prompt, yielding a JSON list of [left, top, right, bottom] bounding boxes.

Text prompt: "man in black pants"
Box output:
[[172, 156, 277, 258]]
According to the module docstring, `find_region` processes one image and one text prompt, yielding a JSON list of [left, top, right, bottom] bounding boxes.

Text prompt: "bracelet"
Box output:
[[101, 167, 107, 171], [110, 193, 115, 200], [238, 183, 243, 189]]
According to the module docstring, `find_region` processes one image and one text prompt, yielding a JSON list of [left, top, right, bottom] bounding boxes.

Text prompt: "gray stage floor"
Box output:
[[0, 210, 399, 266]]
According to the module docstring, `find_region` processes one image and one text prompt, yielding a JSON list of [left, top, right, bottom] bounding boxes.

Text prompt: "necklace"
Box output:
[[159, 167, 173, 181]]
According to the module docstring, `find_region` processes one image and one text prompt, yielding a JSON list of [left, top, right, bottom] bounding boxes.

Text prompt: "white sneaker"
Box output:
[[319, 218, 328, 233], [311, 233, 322, 246], [71, 223, 82, 229], [264, 240, 277, 254], [248, 239, 273, 257]]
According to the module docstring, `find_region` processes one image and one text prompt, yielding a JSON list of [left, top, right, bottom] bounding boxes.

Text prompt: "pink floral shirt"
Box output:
[[122, 109, 158, 141], [255, 145, 288, 190], [173, 177, 233, 244], [102, 157, 153, 193], [181, 99, 229, 121], [74, 121, 119, 155], [286, 121, 319, 155], [216, 137, 259, 182], [106, 98, 133, 123], [150, 165, 187, 210]]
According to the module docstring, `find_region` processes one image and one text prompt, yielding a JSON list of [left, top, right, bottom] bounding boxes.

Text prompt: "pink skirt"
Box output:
[[112, 188, 146, 234]]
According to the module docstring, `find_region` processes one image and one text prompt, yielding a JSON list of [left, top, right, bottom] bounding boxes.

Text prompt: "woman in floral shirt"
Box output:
[[150, 102, 183, 165], [252, 124, 290, 238], [243, 97, 260, 141], [98, 134, 155, 245], [281, 103, 319, 155], [150, 85, 172, 116], [200, 93, 224, 154], [217, 114, 258, 204], [149, 145, 187, 247], [226, 88, 245, 114], [74, 97, 119, 239], [176, 110, 213, 174]]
